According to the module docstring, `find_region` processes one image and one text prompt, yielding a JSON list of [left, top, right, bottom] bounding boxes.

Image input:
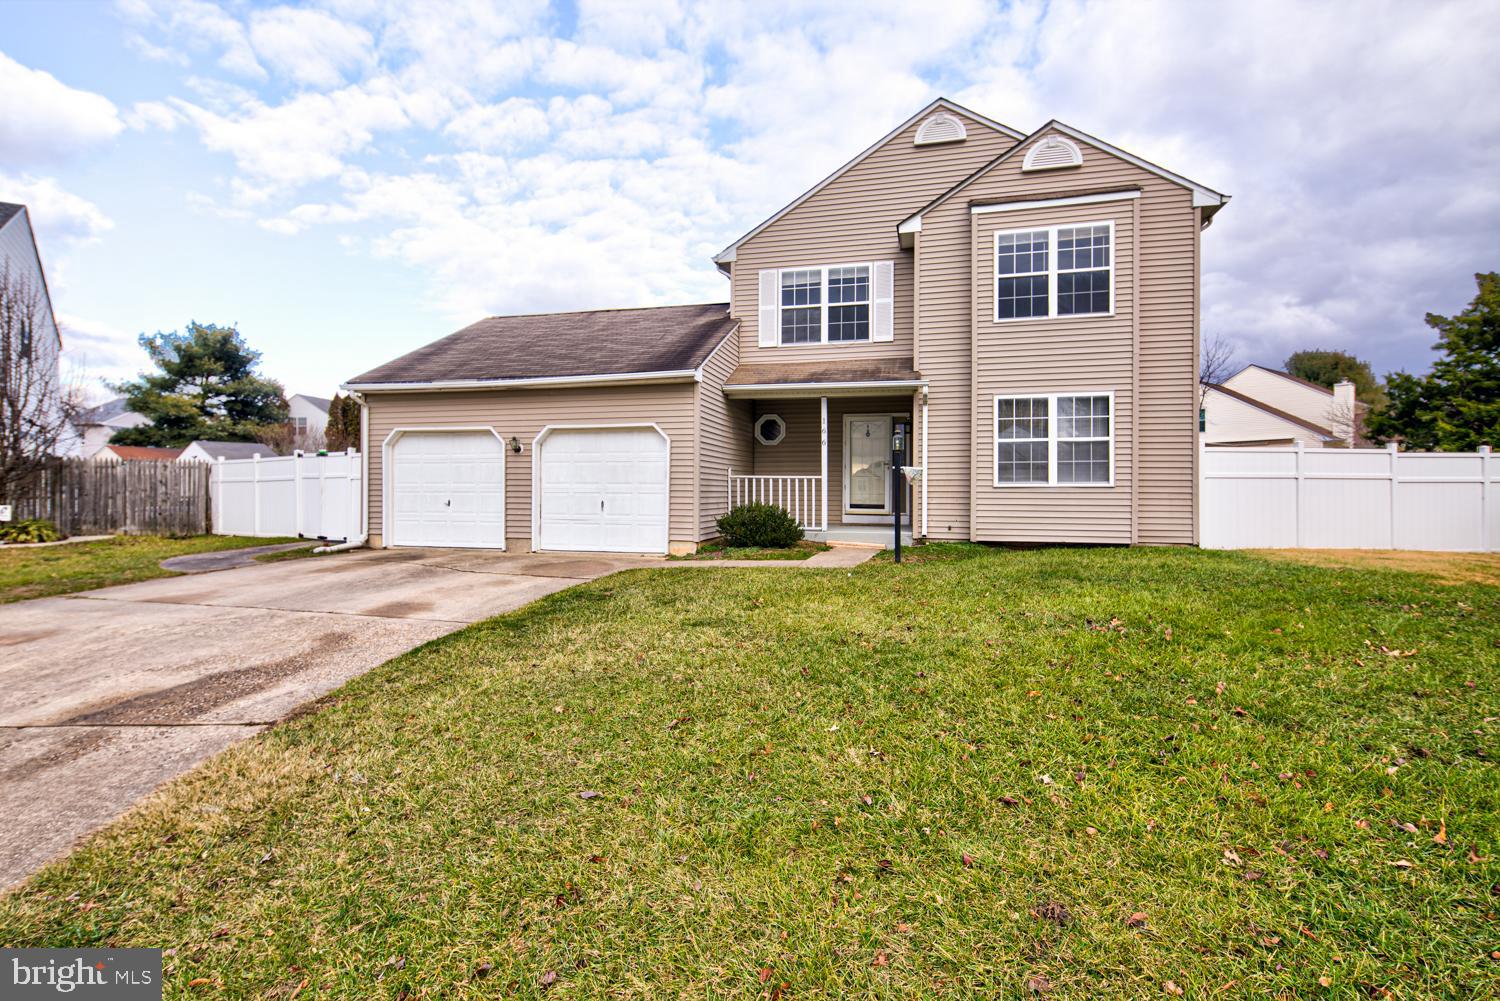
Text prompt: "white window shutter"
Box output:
[[871, 260, 894, 342], [758, 270, 779, 347]]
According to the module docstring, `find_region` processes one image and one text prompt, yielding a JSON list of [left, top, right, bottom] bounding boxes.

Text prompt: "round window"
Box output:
[[754, 414, 787, 446]]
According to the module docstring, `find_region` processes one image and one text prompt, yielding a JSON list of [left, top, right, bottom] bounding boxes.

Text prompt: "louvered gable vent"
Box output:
[[1021, 134, 1083, 171], [913, 112, 966, 146]]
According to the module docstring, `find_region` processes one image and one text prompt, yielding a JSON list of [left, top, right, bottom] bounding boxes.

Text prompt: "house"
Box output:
[[74, 397, 151, 457], [1203, 365, 1361, 447], [343, 99, 1229, 554], [92, 444, 183, 462], [178, 440, 273, 463], [289, 394, 331, 448], [1, 202, 67, 453]]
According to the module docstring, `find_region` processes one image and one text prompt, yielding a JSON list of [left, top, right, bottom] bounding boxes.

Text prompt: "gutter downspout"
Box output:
[[314, 390, 369, 553]]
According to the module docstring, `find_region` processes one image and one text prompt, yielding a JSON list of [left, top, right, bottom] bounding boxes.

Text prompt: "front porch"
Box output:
[[720, 359, 923, 544]]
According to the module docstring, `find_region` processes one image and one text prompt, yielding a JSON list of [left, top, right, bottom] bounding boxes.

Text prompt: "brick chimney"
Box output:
[[1332, 380, 1357, 444]]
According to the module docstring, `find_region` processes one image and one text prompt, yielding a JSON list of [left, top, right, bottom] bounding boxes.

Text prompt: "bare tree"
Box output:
[[1199, 333, 1239, 410], [0, 261, 78, 502]]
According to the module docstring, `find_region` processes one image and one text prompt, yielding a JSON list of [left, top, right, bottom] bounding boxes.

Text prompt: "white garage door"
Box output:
[[390, 431, 505, 548], [537, 427, 669, 554]]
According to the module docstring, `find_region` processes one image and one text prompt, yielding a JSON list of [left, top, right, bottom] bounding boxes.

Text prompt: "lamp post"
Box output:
[[891, 426, 905, 563]]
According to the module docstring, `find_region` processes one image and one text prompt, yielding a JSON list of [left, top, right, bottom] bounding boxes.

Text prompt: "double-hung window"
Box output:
[[780, 264, 870, 344], [994, 392, 1113, 486], [994, 220, 1113, 320]]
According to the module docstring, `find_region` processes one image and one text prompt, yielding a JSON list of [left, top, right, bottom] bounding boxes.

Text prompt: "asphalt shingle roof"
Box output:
[[347, 303, 736, 386]]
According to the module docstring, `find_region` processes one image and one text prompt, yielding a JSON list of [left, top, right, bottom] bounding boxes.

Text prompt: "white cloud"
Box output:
[[0, 175, 114, 247], [120, 0, 264, 79], [248, 7, 374, 88], [442, 97, 550, 152], [124, 100, 182, 131], [0, 52, 123, 166]]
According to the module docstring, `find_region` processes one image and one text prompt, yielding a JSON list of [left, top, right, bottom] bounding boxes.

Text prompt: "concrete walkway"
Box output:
[[160, 541, 315, 572]]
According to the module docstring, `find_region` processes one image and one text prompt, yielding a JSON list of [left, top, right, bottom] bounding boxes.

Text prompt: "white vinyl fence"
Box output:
[[211, 449, 363, 542], [1201, 442, 1497, 551]]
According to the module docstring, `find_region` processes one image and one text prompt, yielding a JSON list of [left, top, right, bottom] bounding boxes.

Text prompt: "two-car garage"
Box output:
[[387, 426, 670, 554]]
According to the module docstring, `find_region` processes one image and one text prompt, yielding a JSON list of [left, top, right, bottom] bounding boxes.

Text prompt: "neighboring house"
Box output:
[[1204, 364, 1362, 447], [0, 202, 67, 453], [178, 440, 273, 463], [289, 394, 331, 448], [74, 396, 151, 457], [343, 98, 1230, 554], [92, 444, 183, 462]]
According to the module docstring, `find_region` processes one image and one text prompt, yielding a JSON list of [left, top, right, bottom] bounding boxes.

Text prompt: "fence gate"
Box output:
[[1201, 443, 1497, 552], [211, 450, 362, 541]]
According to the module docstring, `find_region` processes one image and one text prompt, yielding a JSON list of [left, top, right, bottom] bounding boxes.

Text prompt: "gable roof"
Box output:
[[344, 303, 737, 391], [1205, 383, 1334, 439], [184, 440, 273, 460], [99, 444, 184, 461], [898, 119, 1230, 240], [77, 396, 137, 425], [712, 98, 1024, 270], [292, 394, 332, 412]]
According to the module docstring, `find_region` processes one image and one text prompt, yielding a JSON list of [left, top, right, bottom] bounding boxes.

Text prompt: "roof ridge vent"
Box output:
[[1022, 134, 1083, 171], [914, 111, 967, 146]]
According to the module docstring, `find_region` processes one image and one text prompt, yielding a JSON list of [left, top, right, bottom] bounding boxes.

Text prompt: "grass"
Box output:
[[1255, 548, 1500, 588], [1, 546, 1497, 998], [0, 534, 298, 603], [669, 540, 832, 561], [253, 544, 332, 564]]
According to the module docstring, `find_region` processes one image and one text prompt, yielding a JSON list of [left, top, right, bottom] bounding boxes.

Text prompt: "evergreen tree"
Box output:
[[1284, 349, 1386, 407], [110, 322, 287, 447], [324, 393, 362, 451], [1365, 272, 1500, 450]]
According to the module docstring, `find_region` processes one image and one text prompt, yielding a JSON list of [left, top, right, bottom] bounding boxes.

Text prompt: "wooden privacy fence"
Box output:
[[1201, 443, 1498, 552], [7, 459, 211, 536]]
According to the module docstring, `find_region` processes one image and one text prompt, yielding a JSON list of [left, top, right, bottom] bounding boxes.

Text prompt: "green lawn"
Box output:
[[1, 546, 1496, 998], [0, 534, 297, 603]]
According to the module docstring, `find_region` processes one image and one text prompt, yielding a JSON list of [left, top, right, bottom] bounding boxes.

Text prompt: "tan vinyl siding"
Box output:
[[730, 111, 1016, 364], [970, 199, 1136, 543], [1221, 367, 1336, 430], [365, 384, 699, 548], [694, 335, 752, 538], [916, 130, 1203, 544], [1202, 386, 1329, 447], [748, 395, 912, 525]]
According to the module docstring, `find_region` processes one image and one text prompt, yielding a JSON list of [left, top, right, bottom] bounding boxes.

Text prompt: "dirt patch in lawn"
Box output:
[[1252, 548, 1500, 586]]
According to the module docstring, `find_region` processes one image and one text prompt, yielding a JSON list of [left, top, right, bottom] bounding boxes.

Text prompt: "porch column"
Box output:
[[820, 396, 829, 532]]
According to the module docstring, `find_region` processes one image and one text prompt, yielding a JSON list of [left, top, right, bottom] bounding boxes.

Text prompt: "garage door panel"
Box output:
[[391, 431, 506, 549], [538, 427, 668, 554]]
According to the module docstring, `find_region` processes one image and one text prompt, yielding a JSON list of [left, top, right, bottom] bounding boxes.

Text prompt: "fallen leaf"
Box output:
[[472, 962, 493, 980], [1232, 706, 1248, 717], [188, 979, 212, 989], [961, 853, 975, 867], [578, 790, 601, 800], [1085, 826, 1099, 836], [1127, 911, 1148, 927], [871, 951, 889, 968], [999, 795, 1020, 807], [587, 854, 607, 864], [1038, 774, 1054, 786], [1432, 820, 1448, 845], [1033, 901, 1071, 925], [1026, 973, 1051, 994], [1319, 975, 1333, 987], [1164, 981, 1184, 996], [539, 970, 558, 988], [1258, 935, 1281, 947], [1388, 859, 1414, 869], [1468, 848, 1486, 863], [895, 922, 913, 933], [1223, 849, 1243, 866], [759, 967, 773, 984]]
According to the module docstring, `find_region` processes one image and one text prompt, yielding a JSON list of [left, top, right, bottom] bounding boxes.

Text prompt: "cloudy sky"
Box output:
[[3, 0, 1496, 401]]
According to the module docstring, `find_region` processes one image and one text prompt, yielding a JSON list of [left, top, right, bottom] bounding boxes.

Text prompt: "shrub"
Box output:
[[0, 518, 63, 544], [716, 503, 803, 549]]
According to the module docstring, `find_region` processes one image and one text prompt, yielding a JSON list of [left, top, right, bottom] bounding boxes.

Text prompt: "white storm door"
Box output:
[[391, 431, 505, 548], [538, 428, 668, 554], [846, 416, 892, 514]]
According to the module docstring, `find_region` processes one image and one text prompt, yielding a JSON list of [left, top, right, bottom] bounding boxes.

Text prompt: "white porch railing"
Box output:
[[727, 471, 824, 530]]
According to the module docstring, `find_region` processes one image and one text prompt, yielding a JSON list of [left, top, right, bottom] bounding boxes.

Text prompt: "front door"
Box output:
[[846, 415, 893, 514]]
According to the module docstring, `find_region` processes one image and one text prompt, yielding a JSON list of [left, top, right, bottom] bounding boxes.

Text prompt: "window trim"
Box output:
[[776, 262, 873, 345], [992, 220, 1115, 323], [992, 391, 1115, 488]]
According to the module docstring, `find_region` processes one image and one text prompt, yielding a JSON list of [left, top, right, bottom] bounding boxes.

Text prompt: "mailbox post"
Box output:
[[891, 426, 905, 563]]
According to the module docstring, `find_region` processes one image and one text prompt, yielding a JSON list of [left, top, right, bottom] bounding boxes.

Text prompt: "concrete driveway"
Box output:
[[0, 547, 660, 890]]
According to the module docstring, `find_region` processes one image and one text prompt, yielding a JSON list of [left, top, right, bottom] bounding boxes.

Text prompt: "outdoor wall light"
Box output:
[[508, 436, 522, 453]]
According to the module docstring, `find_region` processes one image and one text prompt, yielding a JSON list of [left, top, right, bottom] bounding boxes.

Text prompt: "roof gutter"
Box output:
[[342, 369, 703, 394]]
